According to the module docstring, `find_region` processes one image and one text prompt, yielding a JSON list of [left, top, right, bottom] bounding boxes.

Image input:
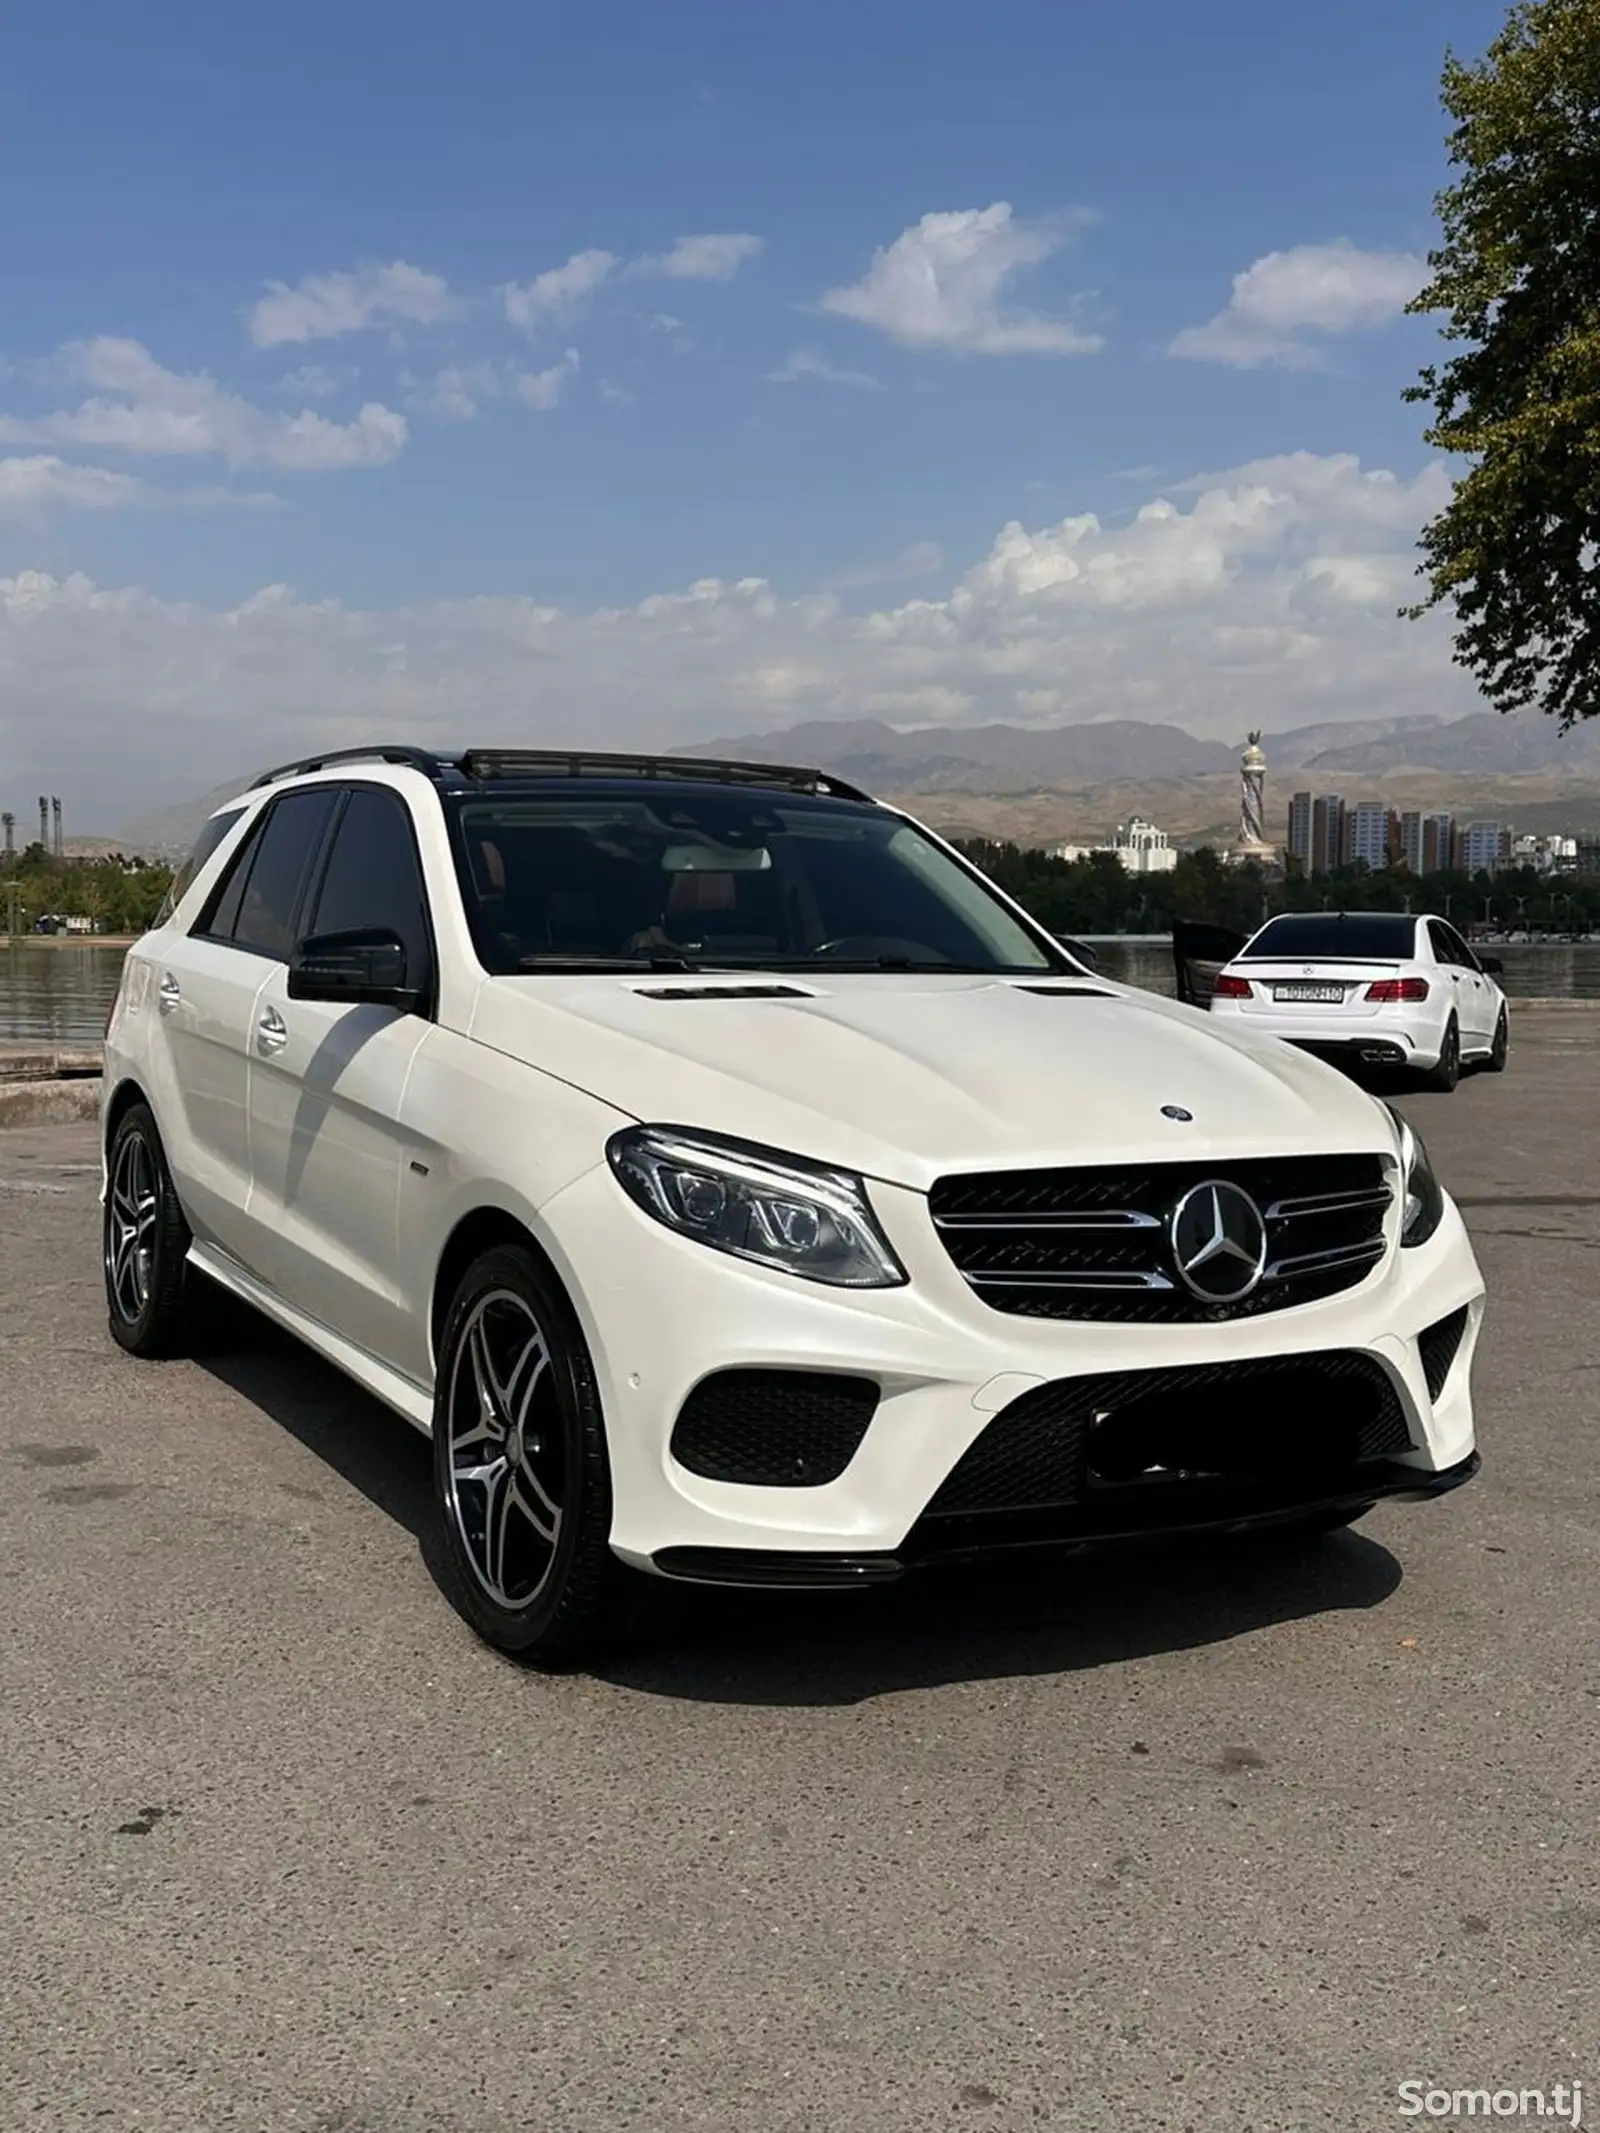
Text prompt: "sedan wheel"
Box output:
[[1486, 1007, 1509, 1074], [1422, 1016, 1460, 1093], [432, 1244, 622, 1663], [104, 1102, 194, 1357]]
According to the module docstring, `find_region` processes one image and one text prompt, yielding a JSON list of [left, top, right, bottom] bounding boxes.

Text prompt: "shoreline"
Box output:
[[3, 934, 138, 949]]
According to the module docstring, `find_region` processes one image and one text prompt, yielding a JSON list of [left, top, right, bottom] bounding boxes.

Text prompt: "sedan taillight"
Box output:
[[1366, 977, 1430, 1003], [1212, 973, 1253, 999]]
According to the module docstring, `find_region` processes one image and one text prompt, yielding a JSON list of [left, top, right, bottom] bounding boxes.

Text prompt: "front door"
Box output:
[[244, 784, 436, 1377], [143, 787, 336, 1258]]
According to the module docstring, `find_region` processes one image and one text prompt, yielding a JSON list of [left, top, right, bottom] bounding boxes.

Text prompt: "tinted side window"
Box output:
[[193, 811, 264, 939], [227, 790, 337, 961], [1446, 927, 1480, 972], [1428, 921, 1462, 968], [306, 788, 433, 992], [157, 807, 246, 927]]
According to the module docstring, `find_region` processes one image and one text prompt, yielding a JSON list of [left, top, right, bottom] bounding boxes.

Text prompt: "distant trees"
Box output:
[[0, 850, 176, 937], [954, 839, 1600, 936]]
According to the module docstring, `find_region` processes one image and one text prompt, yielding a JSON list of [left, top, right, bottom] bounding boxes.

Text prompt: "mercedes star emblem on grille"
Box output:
[[1168, 1180, 1269, 1303]]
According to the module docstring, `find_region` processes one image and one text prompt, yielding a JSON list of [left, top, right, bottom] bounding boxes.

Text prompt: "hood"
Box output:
[[467, 973, 1396, 1190]]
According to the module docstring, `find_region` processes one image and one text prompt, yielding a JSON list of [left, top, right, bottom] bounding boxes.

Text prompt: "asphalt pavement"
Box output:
[[2, 1012, 1596, 2133]]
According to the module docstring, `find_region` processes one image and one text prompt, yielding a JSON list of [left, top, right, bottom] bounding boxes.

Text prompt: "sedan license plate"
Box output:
[[1272, 982, 1346, 1004]]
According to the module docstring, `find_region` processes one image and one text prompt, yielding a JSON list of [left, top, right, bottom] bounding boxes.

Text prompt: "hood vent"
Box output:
[[1010, 984, 1115, 999], [635, 982, 815, 1001]]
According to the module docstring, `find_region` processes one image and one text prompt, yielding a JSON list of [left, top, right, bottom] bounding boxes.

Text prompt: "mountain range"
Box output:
[[111, 712, 1600, 858], [684, 712, 1600, 790]]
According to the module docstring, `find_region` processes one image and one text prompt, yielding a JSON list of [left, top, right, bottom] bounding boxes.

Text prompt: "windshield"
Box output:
[[448, 789, 1059, 975], [1241, 914, 1417, 961]]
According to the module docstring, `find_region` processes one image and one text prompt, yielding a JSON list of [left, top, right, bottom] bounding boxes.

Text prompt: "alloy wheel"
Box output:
[[105, 1128, 159, 1325], [443, 1288, 568, 1610]]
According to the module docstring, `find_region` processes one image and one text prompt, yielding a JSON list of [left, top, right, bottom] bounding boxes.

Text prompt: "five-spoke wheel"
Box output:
[[103, 1102, 194, 1357], [432, 1244, 621, 1662]]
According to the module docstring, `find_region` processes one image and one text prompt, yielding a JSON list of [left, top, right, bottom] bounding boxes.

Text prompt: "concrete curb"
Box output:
[[0, 1078, 101, 1127], [0, 1045, 104, 1081]]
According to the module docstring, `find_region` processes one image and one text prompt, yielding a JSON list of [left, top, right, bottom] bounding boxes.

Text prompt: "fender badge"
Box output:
[[1161, 1105, 1194, 1122]]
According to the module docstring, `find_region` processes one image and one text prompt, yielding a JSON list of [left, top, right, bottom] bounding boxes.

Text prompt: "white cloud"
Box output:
[[1169, 241, 1424, 368], [599, 379, 636, 405], [515, 349, 580, 410], [502, 250, 616, 334], [768, 346, 882, 389], [0, 453, 282, 514], [820, 203, 1101, 356], [632, 232, 763, 281], [275, 364, 348, 399], [0, 452, 1478, 825], [0, 339, 408, 470], [249, 260, 454, 347], [828, 541, 943, 590], [0, 455, 149, 511], [412, 363, 504, 422]]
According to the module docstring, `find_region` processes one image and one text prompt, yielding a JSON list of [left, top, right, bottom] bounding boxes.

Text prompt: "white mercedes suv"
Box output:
[[102, 747, 1485, 1661]]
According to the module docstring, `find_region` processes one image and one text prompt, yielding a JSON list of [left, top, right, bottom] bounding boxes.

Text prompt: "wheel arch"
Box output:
[[102, 1076, 152, 1165], [429, 1205, 581, 1381]]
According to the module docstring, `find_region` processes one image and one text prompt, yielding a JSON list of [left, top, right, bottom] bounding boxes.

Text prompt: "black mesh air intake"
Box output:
[[671, 1369, 879, 1486], [924, 1350, 1413, 1519], [1418, 1307, 1470, 1401]]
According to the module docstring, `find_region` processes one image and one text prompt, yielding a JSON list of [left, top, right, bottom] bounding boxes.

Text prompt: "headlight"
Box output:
[[1391, 1111, 1445, 1248], [606, 1126, 908, 1289]]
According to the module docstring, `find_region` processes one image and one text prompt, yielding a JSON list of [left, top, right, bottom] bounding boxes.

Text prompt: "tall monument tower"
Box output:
[[1235, 731, 1275, 862]]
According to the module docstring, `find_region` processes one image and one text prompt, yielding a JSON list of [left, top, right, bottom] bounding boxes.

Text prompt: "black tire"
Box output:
[[1485, 1007, 1509, 1074], [431, 1244, 624, 1664], [1421, 1016, 1460, 1093], [103, 1102, 195, 1358]]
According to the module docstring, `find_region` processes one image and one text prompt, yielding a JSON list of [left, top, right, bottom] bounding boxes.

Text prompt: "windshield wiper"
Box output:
[[515, 951, 707, 973]]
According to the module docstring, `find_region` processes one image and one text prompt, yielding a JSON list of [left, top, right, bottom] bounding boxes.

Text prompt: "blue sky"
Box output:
[[0, 0, 1509, 824]]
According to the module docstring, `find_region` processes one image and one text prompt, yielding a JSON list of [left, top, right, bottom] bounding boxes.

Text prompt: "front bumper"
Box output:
[[653, 1452, 1483, 1587], [536, 1163, 1485, 1579]]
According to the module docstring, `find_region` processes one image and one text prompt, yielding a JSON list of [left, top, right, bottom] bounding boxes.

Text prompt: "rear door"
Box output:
[[1442, 921, 1501, 1045], [143, 790, 334, 1256], [244, 784, 436, 1374], [1432, 921, 1491, 1046]]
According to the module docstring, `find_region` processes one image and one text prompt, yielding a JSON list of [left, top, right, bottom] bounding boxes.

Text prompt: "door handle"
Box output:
[[256, 1006, 289, 1056], [158, 973, 181, 1016]]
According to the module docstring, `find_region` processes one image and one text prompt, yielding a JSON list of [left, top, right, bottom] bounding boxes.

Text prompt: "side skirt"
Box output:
[[187, 1240, 435, 1434]]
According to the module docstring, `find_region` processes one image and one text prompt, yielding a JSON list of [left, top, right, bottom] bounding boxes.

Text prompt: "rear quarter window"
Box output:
[[152, 807, 248, 927]]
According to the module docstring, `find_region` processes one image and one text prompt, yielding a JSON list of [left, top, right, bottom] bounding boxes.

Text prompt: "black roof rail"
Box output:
[[248, 744, 452, 791], [455, 748, 874, 801]]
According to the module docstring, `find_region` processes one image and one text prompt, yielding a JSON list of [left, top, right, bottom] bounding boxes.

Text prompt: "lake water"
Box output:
[[2, 936, 1596, 1045]]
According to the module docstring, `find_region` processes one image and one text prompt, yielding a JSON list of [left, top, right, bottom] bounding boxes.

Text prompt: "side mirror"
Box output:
[[288, 927, 421, 1012], [1480, 955, 1504, 975], [1057, 935, 1099, 970]]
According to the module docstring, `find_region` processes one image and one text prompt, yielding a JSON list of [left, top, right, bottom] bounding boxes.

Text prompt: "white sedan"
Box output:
[[1207, 911, 1508, 1091]]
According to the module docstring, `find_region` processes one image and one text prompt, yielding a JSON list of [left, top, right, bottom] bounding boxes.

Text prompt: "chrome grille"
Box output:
[[929, 1154, 1391, 1322]]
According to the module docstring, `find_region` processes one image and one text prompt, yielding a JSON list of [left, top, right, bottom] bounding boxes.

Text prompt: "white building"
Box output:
[[1051, 817, 1178, 875], [1511, 833, 1578, 874]]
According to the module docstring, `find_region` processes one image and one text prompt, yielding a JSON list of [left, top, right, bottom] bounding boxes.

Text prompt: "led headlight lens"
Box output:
[[1392, 1113, 1445, 1248], [606, 1126, 907, 1289]]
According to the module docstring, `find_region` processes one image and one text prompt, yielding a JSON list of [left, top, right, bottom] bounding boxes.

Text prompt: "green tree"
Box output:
[[1405, 0, 1600, 726]]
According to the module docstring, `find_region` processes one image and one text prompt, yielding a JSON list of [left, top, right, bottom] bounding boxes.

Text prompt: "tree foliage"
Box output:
[[1405, 0, 1600, 725], [953, 840, 1600, 936], [0, 849, 175, 936]]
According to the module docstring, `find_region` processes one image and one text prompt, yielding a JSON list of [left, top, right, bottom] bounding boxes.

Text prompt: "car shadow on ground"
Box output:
[[195, 1297, 1406, 1707], [596, 1535, 1403, 1706]]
